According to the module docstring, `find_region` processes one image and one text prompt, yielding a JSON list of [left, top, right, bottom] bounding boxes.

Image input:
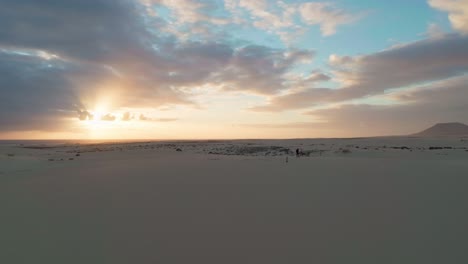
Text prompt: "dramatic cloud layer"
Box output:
[[1, 0, 467, 138], [0, 0, 321, 132], [252, 34, 468, 112], [0, 0, 187, 131]]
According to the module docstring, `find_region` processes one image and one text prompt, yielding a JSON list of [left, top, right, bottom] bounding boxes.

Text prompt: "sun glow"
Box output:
[[92, 107, 106, 121]]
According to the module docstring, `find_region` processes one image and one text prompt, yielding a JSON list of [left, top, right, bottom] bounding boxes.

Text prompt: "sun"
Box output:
[[79, 103, 111, 129], [91, 108, 106, 122]]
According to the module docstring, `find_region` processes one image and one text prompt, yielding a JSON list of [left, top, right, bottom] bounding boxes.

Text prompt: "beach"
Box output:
[[1, 138, 468, 263]]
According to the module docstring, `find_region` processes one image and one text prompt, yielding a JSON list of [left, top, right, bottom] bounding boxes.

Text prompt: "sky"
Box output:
[[1, 0, 468, 139]]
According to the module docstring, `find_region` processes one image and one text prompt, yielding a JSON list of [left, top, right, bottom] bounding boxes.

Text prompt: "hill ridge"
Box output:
[[413, 122, 468, 137]]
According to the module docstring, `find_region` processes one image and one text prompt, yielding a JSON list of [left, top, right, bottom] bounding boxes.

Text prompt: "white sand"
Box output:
[[1, 138, 468, 263]]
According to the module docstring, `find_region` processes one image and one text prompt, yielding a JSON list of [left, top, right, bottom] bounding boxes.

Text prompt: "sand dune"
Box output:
[[1, 137, 468, 263]]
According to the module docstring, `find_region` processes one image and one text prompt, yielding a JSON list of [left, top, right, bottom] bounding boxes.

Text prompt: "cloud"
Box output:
[[101, 114, 116, 121], [429, 0, 468, 34], [139, 114, 178, 122], [141, 0, 231, 41], [0, 49, 110, 132], [155, 118, 179, 122], [330, 34, 468, 99], [212, 45, 316, 94], [304, 72, 332, 83], [122, 112, 133, 121], [135, 41, 315, 95], [3, 0, 464, 138], [144, 0, 228, 25], [329, 54, 355, 66], [78, 110, 94, 121], [145, 0, 361, 42], [240, 122, 326, 130], [146, 0, 210, 24], [250, 88, 332, 112], [299, 2, 360, 36], [225, 0, 360, 37], [249, 74, 468, 137], [426, 23, 445, 39], [139, 114, 151, 121], [0, 0, 146, 61], [303, 75, 468, 136], [252, 33, 468, 112], [0, 0, 194, 132], [0, 0, 322, 133], [226, 0, 295, 30]]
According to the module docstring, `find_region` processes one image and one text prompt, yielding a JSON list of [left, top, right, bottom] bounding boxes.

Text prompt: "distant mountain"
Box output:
[[413, 122, 468, 137]]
